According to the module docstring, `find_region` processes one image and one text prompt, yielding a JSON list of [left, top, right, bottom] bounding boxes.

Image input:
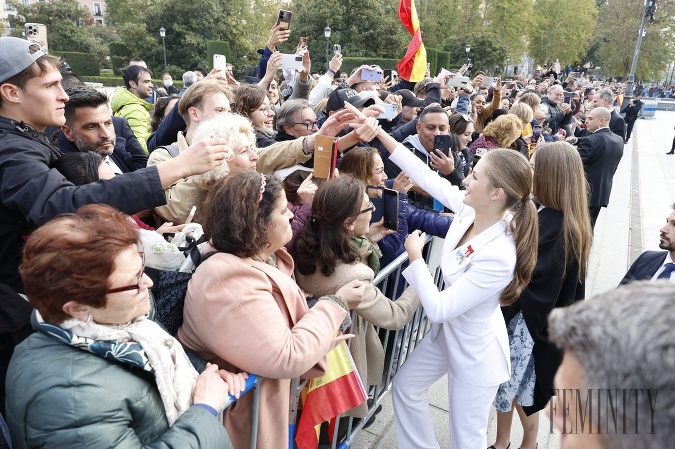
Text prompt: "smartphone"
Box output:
[[276, 9, 292, 29], [333, 44, 341, 55], [383, 69, 392, 81], [378, 103, 398, 120], [446, 76, 470, 88], [313, 135, 337, 180], [433, 135, 451, 158], [563, 93, 573, 104], [361, 68, 382, 82], [382, 188, 399, 231], [298, 36, 308, 49], [366, 185, 384, 224], [481, 76, 497, 87], [532, 124, 544, 142], [213, 54, 226, 71], [25, 23, 48, 52], [280, 53, 304, 71]]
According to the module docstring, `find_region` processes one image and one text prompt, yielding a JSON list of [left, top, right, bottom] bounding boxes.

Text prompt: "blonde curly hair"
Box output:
[[483, 114, 523, 149]]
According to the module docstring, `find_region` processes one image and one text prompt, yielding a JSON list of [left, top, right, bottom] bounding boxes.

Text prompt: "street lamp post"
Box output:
[[324, 26, 332, 70], [159, 27, 167, 73], [624, 0, 657, 104], [465, 44, 471, 66]]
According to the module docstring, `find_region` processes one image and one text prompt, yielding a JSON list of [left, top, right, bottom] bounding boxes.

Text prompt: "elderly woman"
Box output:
[[295, 176, 420, 418], [6, 204, 245, 449], [177, 171, 364, 449], [469, 113, 523, 154]]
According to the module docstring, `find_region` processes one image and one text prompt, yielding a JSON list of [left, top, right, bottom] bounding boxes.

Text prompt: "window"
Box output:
[[93, 2, 102, 16], [4, 3, 15, 10]]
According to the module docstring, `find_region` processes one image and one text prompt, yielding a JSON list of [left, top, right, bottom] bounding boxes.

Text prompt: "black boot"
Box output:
[[667, 149, 674, 155]]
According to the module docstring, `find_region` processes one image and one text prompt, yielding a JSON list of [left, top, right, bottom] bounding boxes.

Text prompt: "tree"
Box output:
[[440, 32, 508, 75], [526, 0, 598, 66], [593, 0, 675, 80]]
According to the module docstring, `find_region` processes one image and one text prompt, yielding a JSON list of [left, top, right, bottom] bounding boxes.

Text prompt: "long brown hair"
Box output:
[[482, 149, 539, 306], [533, 142, 592, 277], [338, 147, 379, 187]]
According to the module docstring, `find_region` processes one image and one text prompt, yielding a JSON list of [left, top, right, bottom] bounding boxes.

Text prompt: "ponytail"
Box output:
[[501, 197, 539, 306]]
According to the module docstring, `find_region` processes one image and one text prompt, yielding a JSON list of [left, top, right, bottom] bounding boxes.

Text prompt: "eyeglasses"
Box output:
[[360, 201, 375, 214], [291, 121, 319, 131], [106, 251, 145, 294]]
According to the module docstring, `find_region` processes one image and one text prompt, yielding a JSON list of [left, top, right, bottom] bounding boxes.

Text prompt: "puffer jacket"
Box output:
[[6, 327, 230, 449], [111, 88, 153, 154]]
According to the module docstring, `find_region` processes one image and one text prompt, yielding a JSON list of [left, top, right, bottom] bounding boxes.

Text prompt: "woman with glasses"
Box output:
[[295, 176, 420, 419], [177, 171, 365, 449], [6, 204, 246, 449], [233, 84, 277, 148]]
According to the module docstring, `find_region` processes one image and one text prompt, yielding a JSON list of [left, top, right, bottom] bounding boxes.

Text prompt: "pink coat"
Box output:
[[177, 248, 348, 449]]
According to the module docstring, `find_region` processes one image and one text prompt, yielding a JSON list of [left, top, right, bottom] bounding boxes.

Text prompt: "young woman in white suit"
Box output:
[[366, 112, 539, 449]]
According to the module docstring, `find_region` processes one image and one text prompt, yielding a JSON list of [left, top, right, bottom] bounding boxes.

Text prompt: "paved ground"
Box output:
[[352, 111, 675, 448]]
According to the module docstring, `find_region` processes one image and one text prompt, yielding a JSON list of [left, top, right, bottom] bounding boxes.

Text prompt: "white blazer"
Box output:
[[390, 144, 513, 387]]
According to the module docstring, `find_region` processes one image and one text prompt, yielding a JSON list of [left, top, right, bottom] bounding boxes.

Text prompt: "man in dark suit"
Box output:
[[58, 86, 148, 173], [620, 205, 675, 285], [620, 94, 643, 143], [593, 87, 626, 141], [567, 107, 624, 229]]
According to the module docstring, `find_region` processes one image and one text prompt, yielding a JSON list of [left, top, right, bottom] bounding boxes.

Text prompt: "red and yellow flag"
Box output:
[[295, 341, 367, 449], [397, 0, 427, 82]]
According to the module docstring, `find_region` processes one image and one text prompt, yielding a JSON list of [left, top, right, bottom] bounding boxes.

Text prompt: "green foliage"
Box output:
[[80, 75, 183, 89], [53, 51, 100, 76], [206, 41, 233, 70], [109, 42, 132, 74], [440, 33, 508, 75]]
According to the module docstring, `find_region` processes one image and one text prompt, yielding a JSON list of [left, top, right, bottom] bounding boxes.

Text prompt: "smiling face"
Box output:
[[286, 107, 318, 138], [456, 121, 474, 148], [349, 192, 373, 237], [228, 133, 258, 172], [472, 94, 487, 114], [130, 70, 153, 99], [370, 154, 386, 186], [249, 96, 275, 132], [416, 112, 449, 153], [462, 157, 496, 209], [62, 104, 116, 156], [267, 79, 279, 105], [90, 245, 152, 324]]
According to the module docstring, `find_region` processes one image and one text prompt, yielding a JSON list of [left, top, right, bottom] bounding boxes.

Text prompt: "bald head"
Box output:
[[587, 107, 610, 132]]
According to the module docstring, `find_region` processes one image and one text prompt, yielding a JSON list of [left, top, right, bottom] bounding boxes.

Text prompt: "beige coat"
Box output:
[[147, 134, 311, 224], [177, 248, 348, 449], [296, 260, 420, 417]]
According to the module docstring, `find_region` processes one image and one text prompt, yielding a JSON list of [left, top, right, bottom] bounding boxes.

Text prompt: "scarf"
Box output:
[[35, 310, 198, 426], [350, 236, 381, 275]]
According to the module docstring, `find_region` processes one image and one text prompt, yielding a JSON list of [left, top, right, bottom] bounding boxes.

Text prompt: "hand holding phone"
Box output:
[[213, 54, 226, 71], [333, 44, 341, 55], [276, 9, 292, 29]]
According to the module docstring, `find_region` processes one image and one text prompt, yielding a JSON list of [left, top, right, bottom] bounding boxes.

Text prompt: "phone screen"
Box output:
[[333, 44, 341, 55], [366, 185, 384, 224], [382, 188, 399, 231]]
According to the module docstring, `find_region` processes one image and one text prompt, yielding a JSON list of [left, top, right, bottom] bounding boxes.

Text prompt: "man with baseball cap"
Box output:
[[0, 37, 230, 293], [326, 87, 376, 115]]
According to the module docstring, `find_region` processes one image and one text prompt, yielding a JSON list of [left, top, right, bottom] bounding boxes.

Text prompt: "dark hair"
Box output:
[[121, 65, 151, 89], [282, 169, 313, 206], [60, 72, 84, 90], [448, 113, 473, 135], [202, 171, 283, 257], [20, 204, 139, 324], [418, 105, 448, 123], [64, 86, 109, 126], [338, 147, 379, 187], [53, 152, 103, 185], [193, 66, 208, 77], [233, 84, 267, 119], [295, 176, 363, 277], [0, 44, 60, 107], [151, 94, 179, 131]]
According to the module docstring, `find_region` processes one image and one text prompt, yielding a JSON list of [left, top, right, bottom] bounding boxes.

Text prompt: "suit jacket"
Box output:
[[576, 128, 624, 207], [56, 117, 148, 173], [619, 251, 669, 285], [502, 207, 584, 414], [610, 109, 627, 141], [177, 248, 348, 449], [390, 145, 512, 387]]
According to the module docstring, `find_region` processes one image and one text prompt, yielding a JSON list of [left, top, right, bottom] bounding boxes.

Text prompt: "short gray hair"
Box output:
[[548, 282, 675, 449], [597, 87, 615, 104], [182, 71, 197, 87], [276, 99, 310, 132]]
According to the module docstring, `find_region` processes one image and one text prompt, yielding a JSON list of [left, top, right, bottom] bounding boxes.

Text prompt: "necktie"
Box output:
[[657, 263, 675, 280]]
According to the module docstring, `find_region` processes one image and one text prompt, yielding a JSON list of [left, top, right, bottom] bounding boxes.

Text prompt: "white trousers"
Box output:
[[392, 331, 499, 449]]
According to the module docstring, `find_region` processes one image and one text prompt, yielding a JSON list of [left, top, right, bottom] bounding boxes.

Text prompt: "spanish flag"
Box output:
[[295, 341, 367, 449], [397, 0, 427, 82]]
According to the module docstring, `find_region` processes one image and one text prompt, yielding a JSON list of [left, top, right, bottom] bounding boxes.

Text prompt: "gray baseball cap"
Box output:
[[0, 37, 48, 84]]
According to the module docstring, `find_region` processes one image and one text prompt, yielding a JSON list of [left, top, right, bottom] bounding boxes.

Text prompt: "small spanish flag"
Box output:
[[295, 340, 367, 449], [397, 0, 427, 82]]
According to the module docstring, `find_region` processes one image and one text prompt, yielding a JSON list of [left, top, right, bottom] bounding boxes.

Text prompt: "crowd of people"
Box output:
[[0, 17, 673, 449]]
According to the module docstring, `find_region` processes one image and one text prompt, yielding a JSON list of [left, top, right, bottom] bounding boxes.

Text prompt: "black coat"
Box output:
[[619, 251, 669, 285], [502, 207, 584, 414], [609, 109, 626, 141], [576, 128, 624, 207]]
